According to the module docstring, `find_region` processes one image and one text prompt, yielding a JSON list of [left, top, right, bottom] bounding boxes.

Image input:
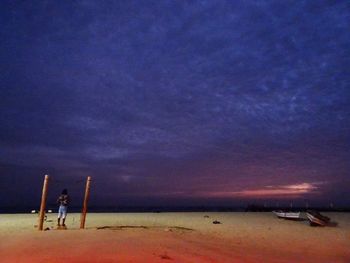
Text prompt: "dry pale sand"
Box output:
[[0, 212, 349, 262]]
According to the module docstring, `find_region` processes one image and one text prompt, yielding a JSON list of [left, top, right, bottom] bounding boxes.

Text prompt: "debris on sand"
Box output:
[[213, 220, 221, 224], [164, 226, 193, 233], [160, 253, 173, 260], [204, 215, 210, 218], [97, 225, 149, 230], [171, 226, 193, 231]]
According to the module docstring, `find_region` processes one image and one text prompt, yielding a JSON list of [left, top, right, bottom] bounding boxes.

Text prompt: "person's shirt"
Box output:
[[57, 194, 70, 206]]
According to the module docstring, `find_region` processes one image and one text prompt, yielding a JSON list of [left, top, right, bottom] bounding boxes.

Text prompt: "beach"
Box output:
[[0, 212, 349, 262]]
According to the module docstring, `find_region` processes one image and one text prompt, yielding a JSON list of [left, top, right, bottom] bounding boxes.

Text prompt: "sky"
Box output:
[[1, 0, 349, 209]]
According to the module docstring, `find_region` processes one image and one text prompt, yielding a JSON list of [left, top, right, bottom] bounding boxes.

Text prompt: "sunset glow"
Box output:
[[205, 182, 321, 198]]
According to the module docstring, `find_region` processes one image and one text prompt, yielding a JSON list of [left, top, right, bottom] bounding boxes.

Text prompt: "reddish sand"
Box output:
[[0, 212, 349, 262]]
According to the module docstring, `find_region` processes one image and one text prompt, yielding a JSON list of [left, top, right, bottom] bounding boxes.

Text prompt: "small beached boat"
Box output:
[[306, 211, 330, 226], [273, 210, 300, 219]]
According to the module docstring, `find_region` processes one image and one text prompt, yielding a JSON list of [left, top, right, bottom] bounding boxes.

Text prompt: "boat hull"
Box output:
[[273, 211, 300, 219], [306, 212, 330, 226]]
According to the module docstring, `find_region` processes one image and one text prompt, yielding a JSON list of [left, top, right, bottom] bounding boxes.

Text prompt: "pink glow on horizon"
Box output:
[[203, 182, 321, 199]]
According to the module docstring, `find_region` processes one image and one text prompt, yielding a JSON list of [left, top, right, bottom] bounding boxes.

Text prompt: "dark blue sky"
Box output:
[[1, 1, 349, 208]]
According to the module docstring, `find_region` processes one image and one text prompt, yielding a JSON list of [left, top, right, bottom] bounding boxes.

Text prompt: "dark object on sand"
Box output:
[[306, 210, 330, 226], [160, 253, 172, 260], [204, 215, 210, 218], [213, 220, 221, 224], [97, 225, 148, 230]]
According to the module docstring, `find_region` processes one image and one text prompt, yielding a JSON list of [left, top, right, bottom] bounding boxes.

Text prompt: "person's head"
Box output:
[[62, 189, 68, 195]]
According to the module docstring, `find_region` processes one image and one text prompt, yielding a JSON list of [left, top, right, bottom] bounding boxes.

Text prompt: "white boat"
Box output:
[[273, 210, 300, 219]]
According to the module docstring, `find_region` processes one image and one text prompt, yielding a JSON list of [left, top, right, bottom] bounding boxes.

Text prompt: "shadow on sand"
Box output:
[[309, 221, 339, 227], [327, 221, 339, 227], [279, 218, 308, 222]]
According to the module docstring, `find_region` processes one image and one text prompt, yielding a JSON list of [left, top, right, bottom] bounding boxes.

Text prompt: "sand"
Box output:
[[0, 212, 349, 262]]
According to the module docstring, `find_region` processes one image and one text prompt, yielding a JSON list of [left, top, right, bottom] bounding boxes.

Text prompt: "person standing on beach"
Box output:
[[57, 189, 70, 227]]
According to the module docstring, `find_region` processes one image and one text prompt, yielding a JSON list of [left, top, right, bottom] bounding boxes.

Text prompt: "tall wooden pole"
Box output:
[[38, 175, 49, 231], [80, 176, 91, 229]]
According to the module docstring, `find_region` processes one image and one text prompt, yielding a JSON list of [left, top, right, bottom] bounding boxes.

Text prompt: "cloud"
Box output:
[[0, 1, 349, 206]]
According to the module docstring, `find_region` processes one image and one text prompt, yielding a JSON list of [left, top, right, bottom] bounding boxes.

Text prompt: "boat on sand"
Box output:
[[306, 211, 330, 226], [273, 210, 300, 219]]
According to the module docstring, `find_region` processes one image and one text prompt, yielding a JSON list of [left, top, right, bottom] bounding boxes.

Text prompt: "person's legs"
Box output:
[[57, 205, 63, 226], [62, 206, 67, 226]]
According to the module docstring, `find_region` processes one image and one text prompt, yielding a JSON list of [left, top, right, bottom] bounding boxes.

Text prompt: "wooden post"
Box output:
[[80, 176, 91, 229], [38, 175, 49, 231]]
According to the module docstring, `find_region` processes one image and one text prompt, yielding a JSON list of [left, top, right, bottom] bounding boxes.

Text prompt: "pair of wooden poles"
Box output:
[[38, 175, 91, 231]]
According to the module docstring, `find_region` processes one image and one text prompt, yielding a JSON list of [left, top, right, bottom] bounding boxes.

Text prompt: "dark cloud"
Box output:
[[1, 0, 349, 208]]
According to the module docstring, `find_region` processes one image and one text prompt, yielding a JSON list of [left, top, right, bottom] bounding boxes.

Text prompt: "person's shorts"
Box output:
[[58, 205, 68, 219]]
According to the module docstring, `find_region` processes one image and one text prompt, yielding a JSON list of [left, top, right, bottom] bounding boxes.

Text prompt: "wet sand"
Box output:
[[0, 212, 349, 262]]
